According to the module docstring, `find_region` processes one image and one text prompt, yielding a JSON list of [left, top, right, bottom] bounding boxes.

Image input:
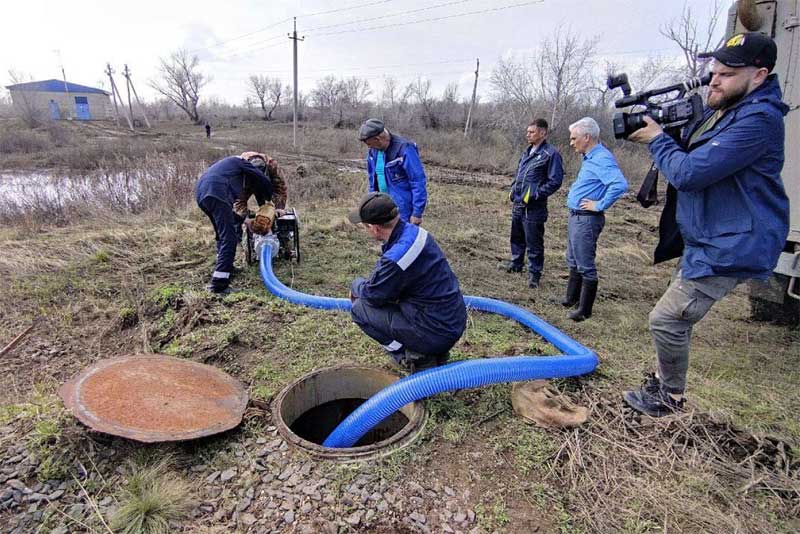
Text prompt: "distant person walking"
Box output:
[[359, 119, 428, 225], [500, 118, 564, 289], [561, 117, 628, 322], [205, 122, 211, 139]]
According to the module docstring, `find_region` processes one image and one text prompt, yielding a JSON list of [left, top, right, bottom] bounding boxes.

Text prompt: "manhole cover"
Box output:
[[60, 354, 248, 442]]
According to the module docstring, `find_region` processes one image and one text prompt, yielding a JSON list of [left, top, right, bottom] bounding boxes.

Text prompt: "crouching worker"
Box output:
[[348, 193, 467, 373], [196, 152, 273, 295]]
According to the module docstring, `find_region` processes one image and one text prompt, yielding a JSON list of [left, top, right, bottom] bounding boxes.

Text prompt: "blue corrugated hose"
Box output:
[[259, 242, 598, 449]]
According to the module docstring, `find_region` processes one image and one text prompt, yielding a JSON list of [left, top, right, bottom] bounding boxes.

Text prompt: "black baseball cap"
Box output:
[[348, 192, 399, 224], [698, 32, 777, 72]]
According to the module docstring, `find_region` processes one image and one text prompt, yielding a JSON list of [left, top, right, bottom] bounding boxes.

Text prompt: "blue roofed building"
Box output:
[[5, 79, 112, 121]]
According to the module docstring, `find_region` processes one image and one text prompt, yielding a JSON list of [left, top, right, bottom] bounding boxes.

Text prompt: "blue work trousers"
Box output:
[[350, 284, 460, 357], [198, 196, 244, 291], [510, 204, 546, 276], [565, 211, 605, 281]]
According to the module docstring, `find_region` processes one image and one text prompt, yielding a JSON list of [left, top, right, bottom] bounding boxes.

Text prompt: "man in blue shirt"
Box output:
[[501, 118, 564, 289], [195, 153, 273, 294], [359, 119, 428, 225], [562, 117, 628, 321], [348, 192, 467, 373], [623, 33, 789, 417]]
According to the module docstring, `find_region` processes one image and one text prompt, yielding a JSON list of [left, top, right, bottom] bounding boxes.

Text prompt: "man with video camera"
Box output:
[[624, 33, 790, 417]]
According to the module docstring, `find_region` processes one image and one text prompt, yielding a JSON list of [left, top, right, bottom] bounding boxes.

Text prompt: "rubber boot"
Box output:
[[561, 269, 582, 307], [568, 279, 598, 322]]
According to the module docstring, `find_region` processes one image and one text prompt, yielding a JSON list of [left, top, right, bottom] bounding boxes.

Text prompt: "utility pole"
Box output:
[[55, 50, 71, 118], [464, 58, 480, 138], [288, 17, 304, 148], [122, 64, 151, 129], [105, 63, 133, 130], [123, 65, 134, 126]]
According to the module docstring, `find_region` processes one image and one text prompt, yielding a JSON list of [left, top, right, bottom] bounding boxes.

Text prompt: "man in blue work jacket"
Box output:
[[359, 119, 427, 225], [501, 118, 564, 289], [196, 153, 273, 294], [623, 33, 789, 417], [563, 117, 628, 322], [348, 192, 467, 373]]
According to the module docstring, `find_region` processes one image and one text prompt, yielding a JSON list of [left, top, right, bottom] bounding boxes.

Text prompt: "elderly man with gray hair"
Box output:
[[561, 117, 628, 321], [358, 119, 428, 225]]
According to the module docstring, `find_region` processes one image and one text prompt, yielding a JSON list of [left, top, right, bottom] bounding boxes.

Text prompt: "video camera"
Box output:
[[606, 72, 711, 139]]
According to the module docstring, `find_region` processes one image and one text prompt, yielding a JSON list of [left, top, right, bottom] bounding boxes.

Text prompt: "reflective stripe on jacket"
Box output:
[[351, 220, 466, 341]]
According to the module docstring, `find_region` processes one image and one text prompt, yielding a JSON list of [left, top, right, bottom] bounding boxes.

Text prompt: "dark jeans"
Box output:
[[565, 211, 605, 281], [351, 296, 460, 357], [198, 197, 244, 291], [510, 204, 546, 277]]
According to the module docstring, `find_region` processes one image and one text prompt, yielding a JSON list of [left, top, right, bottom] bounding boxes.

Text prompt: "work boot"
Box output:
[[498, 261, 523, 273], [623, 374, 685, 417], [206, 284, 233, 296], [561, 269, 582, 307], [568, 279, 598, 322], [528, 272, 541, 289], [408, 351, 450, 373]]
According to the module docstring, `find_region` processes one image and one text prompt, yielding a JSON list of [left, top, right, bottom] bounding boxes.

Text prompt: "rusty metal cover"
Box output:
[[59, 354, 248, 442]]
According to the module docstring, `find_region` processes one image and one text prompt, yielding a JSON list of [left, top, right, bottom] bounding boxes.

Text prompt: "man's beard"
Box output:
[[708, 84, 749, 110]]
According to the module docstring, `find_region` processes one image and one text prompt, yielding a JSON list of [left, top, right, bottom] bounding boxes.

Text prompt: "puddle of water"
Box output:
[[1, 171, 145, 209]]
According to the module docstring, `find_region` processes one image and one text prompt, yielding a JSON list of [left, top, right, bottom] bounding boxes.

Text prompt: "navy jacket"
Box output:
[[195, 156, 272, 206], [366, 134, 428, 221], [509, 141, 564, 220], [351, 220, 466, 341], [648, 74, 790, 280]]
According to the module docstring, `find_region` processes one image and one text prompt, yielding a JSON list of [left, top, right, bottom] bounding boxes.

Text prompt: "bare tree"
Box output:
[[660, 0, 723, 77], [310, 75, 344, 124], [490, 57, 538, 115], [150, 49, 209, 124], [248, 75, 283, 121], [409, 77, 441, 128], [381, 77, 398, 109], [7, 70, 44, 127], [536, 27, 598, 131]]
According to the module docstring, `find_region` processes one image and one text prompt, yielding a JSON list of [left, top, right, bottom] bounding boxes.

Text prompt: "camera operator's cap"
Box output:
[[348, 192, 398, 224], [699, 32, 777, 72], [358, 119, 385, 141]]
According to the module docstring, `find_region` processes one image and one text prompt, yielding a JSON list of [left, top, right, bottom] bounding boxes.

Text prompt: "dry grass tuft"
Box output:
[[110, 457, 194, 534]]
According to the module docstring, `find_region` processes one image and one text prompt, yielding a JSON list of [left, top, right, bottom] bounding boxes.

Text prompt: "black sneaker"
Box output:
[[206, 285, 233, 296], [528, 273, 540, 289], [498, 261, 523, 273], [409, 351, 450, 373], [623, 375, 685, 417]]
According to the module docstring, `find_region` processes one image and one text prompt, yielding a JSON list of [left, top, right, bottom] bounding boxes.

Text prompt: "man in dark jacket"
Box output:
[[624, 33, 790, 417], [196, 154, 273, 294], [500, 118, 564, 288], [359, 119, 428, 225], [348, 192, 467, 373]]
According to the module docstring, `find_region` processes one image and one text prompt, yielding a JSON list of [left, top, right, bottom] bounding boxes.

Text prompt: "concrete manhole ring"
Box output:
[[273, 365, 426, 462]]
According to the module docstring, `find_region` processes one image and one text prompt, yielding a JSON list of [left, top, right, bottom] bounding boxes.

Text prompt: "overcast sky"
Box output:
[[1, 0, 727, 104]]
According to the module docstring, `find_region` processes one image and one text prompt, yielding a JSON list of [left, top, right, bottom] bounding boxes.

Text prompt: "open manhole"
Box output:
[[59, 354, 248, 442], [273, 365, 426, 461]]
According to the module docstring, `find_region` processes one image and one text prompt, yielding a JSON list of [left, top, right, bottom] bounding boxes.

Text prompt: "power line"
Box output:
[[310, 0, 544, 37], [217, 58, 476, 75], [210, 0, 542, 59], [188, 0, 396, 55], [302, 0, 475, 33]]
